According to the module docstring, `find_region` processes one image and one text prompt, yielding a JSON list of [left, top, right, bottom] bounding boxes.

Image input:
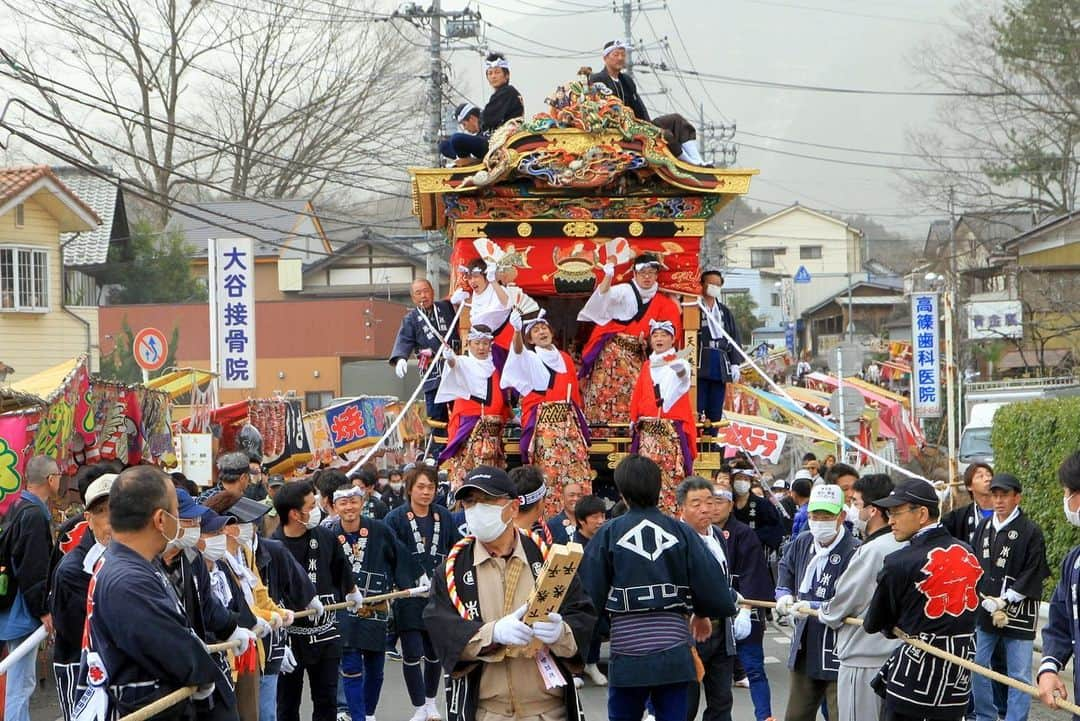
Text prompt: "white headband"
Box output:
[[459, 263, 486, 275], [333, 486, 364, 502], [484, 57, 510, 70], [635, 260, 661, 271], [456, 103, 478, 122], [649, 319, 675, 335], [468, 327, 494, 341], [603, 40, 628, 58], [523, 309, 550, 334], [518, 484, 547, 507]]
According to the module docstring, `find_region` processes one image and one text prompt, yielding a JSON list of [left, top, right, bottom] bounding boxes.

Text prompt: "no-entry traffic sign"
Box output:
[[133, 327, 169, 372]]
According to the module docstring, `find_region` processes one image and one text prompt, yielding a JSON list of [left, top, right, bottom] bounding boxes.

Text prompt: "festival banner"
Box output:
[[31, 361, 93, 473], [323, 396, 396, 454], [0, 412, 39, 513], [720, 421, 787, 464], [449, 235, 702, 297]]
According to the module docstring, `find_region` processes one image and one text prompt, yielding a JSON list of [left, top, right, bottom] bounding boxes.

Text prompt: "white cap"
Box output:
[[771, 478, 788, 490], [85, 473, 117, 509], [793, 469, 814, 481]]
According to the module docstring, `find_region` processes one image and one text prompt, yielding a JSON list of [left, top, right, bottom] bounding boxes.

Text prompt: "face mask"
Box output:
[[172, 524, 201, 550], [390, 482, 404, 493], [808, 520, 839, 545], [850, 508, 868, 535], [202, 535, 228, 561], [464, 502, 509, 543], [160, 511, 182, 548], [304, 505, 323, 530], [236, 524, 255, 548], [733, 480, 751, 496], [705, 285, 723, 300], [1065, 494, 1080, 528]]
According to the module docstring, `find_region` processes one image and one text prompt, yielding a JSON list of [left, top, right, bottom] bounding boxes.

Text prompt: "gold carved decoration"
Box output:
[[543, 131, 625, 156], [673, 220, 705, 237], [628, 221, 644, 237], [453, 222, 489, 237], [562, 221, 599, 238], [413, 174, 458, 193], [516, 222, 533, 238]]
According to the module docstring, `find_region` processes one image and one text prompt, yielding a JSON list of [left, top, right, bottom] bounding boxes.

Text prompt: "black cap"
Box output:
[[872, 479, 939, 510], [989, 473, 1022, 493], [452, 466, 517, 502], [224, 496, 271, 523], [268, 474, 285, 488]]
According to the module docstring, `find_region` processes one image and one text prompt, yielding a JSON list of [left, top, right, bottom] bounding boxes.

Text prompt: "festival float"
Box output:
[[409, 76, 761, 475]]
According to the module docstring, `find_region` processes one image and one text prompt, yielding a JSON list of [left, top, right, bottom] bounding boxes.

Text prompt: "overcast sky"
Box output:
[[441, 0, 972, 241]]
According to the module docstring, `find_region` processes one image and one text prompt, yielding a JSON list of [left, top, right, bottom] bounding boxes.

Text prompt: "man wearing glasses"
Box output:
[[864, 479, 984, 721]]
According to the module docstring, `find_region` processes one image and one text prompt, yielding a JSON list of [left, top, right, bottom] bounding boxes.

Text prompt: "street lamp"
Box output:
[[923, 271, 958, 488]]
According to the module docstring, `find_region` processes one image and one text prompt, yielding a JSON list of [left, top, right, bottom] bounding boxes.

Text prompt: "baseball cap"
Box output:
[[84, 473, 117, 509], [989, 473, 1022, 493], [807, 484, 844, 515], [199, 508, 234, 533], [771, 478, 788, 490], [224, 496, 270, 523], [793, 469, 814, 482], [268, 474, 286, 489], [452, 466, 517, 502], [176, 489, 209, 521], [872, 479, 939, 510]]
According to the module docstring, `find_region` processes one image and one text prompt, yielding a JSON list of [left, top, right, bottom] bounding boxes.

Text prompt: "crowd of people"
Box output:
[[5, 435, 1080, 721]]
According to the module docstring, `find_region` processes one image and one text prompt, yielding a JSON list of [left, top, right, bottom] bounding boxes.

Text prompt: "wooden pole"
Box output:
[[117, 687, 197, 721], [291, 587, 428, 620], [742, 599, 1080, 716]]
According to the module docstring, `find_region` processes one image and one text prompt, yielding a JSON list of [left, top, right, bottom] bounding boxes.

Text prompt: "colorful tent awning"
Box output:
[[146, 368, 216, 400], [10, 356, 85, 404]]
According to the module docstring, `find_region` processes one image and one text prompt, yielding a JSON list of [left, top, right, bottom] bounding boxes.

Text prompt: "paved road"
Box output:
[[24, 626, 1071, 720]]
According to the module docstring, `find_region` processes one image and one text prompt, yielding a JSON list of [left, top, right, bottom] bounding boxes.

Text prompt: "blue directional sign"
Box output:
[[794, 265, 812, 284]]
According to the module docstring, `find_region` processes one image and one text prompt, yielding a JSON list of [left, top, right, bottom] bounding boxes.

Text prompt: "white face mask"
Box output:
[[236, 523, 255, 548], [850, 507, 868, 535], [464, 502, 509, 543], [168, 523, 201, 551], [390, 482, 404, 493], [705, 284, 724, 300], [808, 519, 839, 545], [202, 535, 228, 561], [1064, 494, 1080, 528], [304, 505, 323, 530], [733, 480, 751, 496], [160, 511, 182, 548]]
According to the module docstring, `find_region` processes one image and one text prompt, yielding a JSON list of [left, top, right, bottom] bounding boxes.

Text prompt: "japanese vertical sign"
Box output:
[[910, 293, 941, 418], [211, 238, 256, 389]]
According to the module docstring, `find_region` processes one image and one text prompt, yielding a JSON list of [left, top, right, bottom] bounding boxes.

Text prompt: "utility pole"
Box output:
[[699, 102, 707, 162], [621, 1, 633, 70], [428, 0, 443, 167], [945, 185, 958, 489]]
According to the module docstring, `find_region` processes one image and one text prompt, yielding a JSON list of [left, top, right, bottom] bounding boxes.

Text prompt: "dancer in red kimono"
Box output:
[[577, 252, 683, 432], [435, 324, 510, 484], [449, 254, 537, 369], [629, 318, 697, 515], [500, 309, 593, 518]]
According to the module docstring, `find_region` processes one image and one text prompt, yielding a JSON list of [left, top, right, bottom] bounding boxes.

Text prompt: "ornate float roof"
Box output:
[[409, 78, 757, 231]]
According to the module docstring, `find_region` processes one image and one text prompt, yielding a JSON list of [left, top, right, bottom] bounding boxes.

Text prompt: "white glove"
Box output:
[[441, 345, 456, 362], [731, 364, 741, 381], [192, 683, 215, 701], [346, 590, 365, 611], [671, 358, 690, 378], [492, 604, 534, 646], [410, 574, 432, 596], [254, 617, 272, 638], [450, 288, 469, 306], [395, 358, 409, 379], [532, 612, 565, 645], [733, 608, 752, 641], [307, 596, 325, 616], [981, 596, 1006, 613], [775, 594, 795, 616], [1002, 588, 1026, 605], [509, 309, 523, 331], [485, 264, 497, 282], [280, 646, 297, 674], [602, 262, 615, 278], [790, 600, 813, 617], [269, 611, 284, 631], [282, 609, 295, 627], [227, 626, 256, 655]]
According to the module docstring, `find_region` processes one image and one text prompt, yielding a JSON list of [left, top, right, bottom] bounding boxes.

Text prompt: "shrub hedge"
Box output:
[[991, 397, 1080, 595]]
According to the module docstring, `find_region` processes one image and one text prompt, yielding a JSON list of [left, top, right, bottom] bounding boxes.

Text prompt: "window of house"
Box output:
[[65, 269, 98, 306], [305, 390, 334, 412], [14, 204, 25, 228], [0, 247, 49, 311], [770, 292, 781, 307], [800, 245, 822, 259], [750, 249, 775, 268]]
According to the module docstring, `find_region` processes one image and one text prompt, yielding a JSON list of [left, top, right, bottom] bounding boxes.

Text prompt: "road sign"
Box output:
[[794, 266, 811, 284], [133, 327, 169, 372]]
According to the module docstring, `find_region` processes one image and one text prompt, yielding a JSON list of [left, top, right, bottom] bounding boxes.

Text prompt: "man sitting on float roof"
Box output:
[[589, 39, 706, 166]]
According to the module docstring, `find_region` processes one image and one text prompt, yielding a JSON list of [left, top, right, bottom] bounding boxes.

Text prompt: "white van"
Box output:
[[958, 402, 1005, 474]]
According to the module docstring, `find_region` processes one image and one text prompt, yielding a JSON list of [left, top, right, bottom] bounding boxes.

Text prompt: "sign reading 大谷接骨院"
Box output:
[[209, 237, 256, 389]]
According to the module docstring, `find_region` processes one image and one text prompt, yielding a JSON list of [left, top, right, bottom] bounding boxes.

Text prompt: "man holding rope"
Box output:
[[864, 479, 983, 721]]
